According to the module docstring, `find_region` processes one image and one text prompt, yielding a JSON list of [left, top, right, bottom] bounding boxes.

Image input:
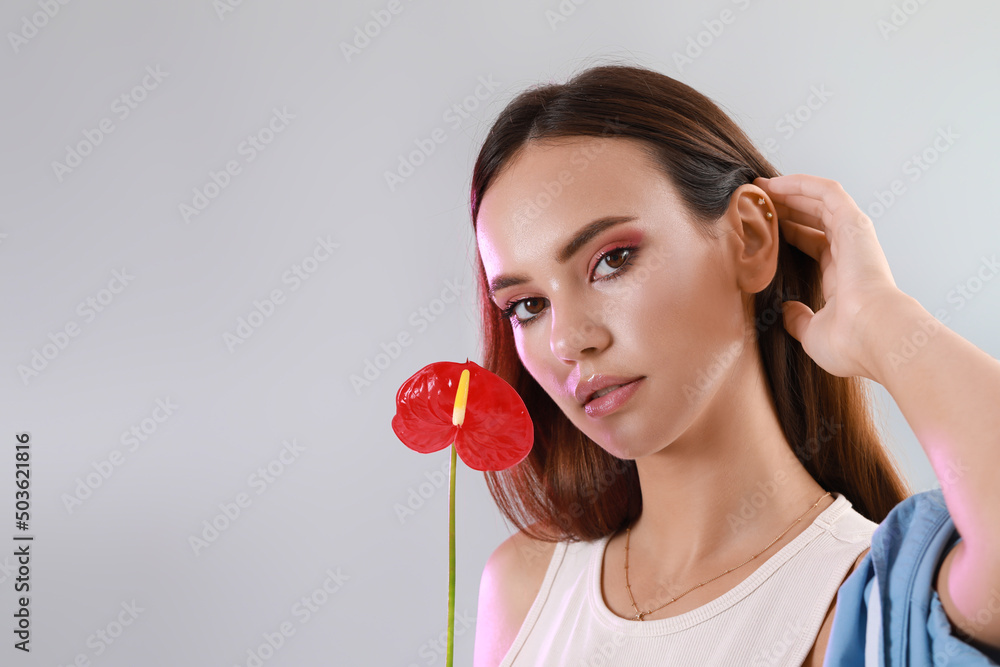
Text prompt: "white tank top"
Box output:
[[499, 492, 877, 666]]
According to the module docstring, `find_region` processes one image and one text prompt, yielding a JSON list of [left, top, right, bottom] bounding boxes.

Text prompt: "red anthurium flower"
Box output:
[[393, 358, 533, 666], [392, 359, 533, 471]]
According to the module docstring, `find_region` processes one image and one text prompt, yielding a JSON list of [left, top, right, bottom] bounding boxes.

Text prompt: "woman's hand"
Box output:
[[754, 174, 911, 381]]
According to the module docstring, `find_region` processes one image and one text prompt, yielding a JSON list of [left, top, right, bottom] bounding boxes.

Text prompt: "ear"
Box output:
[[722, 183, 780, 297]]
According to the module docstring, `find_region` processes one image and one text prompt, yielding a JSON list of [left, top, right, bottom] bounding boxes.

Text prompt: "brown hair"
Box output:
[[469, 61, 911, 543]]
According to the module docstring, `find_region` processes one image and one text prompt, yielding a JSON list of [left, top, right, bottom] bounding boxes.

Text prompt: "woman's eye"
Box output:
[[501, 245, 639, 328], [593, 247, 631, 279], [510, 298, 545, 323]]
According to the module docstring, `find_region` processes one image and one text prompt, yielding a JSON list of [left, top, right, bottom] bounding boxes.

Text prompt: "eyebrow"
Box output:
[[488, 215, 639, 302]]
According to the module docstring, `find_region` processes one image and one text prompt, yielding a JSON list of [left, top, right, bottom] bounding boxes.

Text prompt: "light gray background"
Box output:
[[1, 1, 998, 665]]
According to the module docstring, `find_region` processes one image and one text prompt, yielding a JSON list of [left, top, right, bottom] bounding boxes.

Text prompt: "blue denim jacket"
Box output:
[[824, 488, 1000, 665]]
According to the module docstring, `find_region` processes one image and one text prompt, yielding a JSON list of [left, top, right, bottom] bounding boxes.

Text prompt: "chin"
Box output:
[[580, 427, 640, 460], [585, 416, 669, 461], [563, 402, 652, 456], [603, 441, 650, 461]]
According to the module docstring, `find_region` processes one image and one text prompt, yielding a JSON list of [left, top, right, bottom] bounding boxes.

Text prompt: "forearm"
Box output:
[[862, 292, 1000, 558]]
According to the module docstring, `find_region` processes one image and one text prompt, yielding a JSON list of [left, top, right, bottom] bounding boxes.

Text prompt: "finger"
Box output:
[[779, 197, 880, 252], [756, 179, 827, 230], [773, 198, 825, 231], [779, 218, 830, 267], [781, 299, 814, 345], [757, 174, 858, 218]]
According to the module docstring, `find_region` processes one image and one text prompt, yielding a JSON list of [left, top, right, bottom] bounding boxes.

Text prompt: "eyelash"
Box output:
[[500, 245, 640, 329]]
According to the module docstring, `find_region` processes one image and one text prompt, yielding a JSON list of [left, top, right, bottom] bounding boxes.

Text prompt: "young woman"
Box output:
[[468, 63, 1000, 665]]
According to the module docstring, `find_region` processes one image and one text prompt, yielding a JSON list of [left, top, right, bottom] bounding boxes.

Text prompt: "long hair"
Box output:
[[469, 62, 911, 543]]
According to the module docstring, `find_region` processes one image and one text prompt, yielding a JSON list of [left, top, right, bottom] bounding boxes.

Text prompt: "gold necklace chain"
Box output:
[[624, 491, 831, 621]]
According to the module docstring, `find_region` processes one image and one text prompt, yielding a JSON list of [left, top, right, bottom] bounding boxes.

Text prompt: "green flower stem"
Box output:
[[447, 441, 457, 667]]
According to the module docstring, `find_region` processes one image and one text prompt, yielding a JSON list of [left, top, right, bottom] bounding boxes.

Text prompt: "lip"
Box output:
[[574, 373, 645, 407], [582, 377, 644, 418]]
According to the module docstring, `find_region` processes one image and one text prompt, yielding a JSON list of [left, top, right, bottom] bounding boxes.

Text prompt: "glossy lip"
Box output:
[[574, 373, 645, 406], [583, 377, 644, 418]]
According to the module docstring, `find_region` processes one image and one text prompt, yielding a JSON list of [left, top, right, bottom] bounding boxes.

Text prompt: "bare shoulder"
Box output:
[[473, 528, 558, 667], [801, 546, 870, 666]]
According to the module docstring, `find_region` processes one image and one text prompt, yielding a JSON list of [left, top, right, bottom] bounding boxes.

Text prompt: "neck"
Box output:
[[625, 352, 832, 578]]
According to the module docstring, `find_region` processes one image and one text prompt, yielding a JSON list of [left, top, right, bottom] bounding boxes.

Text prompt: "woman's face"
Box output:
[[476, 136, 760, 459]]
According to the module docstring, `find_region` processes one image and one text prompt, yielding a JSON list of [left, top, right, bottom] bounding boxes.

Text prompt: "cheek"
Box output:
[[512, 329, 549, 386], [656, 288, 747, 409], [514, 330, 575, 408], [512, 328, 533, 368], [625, 255, 741, 383], [612, 262, 694, 350]]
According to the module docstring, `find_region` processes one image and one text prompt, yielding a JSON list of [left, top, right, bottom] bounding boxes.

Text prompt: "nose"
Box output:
[[549, 297, 611, 363]]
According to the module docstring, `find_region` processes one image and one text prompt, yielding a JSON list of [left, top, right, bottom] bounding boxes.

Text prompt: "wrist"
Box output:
[[855, 289, 934, 385]]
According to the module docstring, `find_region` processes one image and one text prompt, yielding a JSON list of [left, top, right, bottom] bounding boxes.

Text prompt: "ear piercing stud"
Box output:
[[757, 196, 773, 218]]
